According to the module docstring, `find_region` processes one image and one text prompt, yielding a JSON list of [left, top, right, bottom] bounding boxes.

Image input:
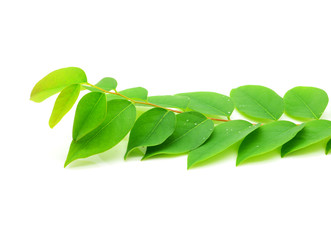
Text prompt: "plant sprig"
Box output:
[[30, 67, 331, 168]]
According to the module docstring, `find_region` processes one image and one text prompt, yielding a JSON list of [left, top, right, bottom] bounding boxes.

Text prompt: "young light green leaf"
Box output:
[[143, 111, 214, 159], [230, 85, 284, 121], [281, 120, 331, 157], [30, 67, 87, 102], [65, 100, 136, 167], [148, 95, 190, 110], [283, 86, 329, 120], [72, 92, 107, 141], [107, 87, 148, 101], [187, 120, 260, 169], [176, 92, 234, 118], [237, 121, 304, 166], [125, 108, 176, 158], [84, 77, 117, 92], [326, 139, 331, 155], [49, 84, 81, 128]]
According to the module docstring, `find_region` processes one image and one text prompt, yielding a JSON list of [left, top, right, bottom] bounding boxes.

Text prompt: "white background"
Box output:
[[1, 1, 331, 239]]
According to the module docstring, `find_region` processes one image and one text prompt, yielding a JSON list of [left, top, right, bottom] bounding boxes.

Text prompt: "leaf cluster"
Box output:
[[30, 67, 331, 168]]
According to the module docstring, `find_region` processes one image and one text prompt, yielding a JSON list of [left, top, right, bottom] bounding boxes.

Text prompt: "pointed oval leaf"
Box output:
[[187, 120, 261, 169], [283, 86, 329, 120], [148, 95, 190, 110], [125, 108, 176, 158], [49, 84, 81, 128], [237, 121, 304, 166], [281, 119, 331, 157], [176, 92, 234, 118], [84, 77, 118, 92], [72, 92, 107, 141], [143, 111, 214, 159], [230, 85, 284, 121], [107, 87, 148, 101], [326, 139, 331, 155], [30, 67, 87, 102], [65, 100, 136, 167]]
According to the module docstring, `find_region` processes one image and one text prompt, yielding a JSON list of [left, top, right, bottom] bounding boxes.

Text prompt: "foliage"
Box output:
[[30, 68, 331, 168]]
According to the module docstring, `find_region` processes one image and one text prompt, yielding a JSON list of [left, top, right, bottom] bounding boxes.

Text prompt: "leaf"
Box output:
[[48, 84, 81, 128], [230, 85, 284, 121], [236, 121, 304, 166], [281, 120, 331, 157], [176, 92, 234, 118], [72, 92, 107, 141], [148, 95, 190, 110], [107, 87, 148, 101], [84, 77, 118, 92], [187, 120, 260, 169], [125, 108, 176, 158], [143, 111, 214, 159], [283, 86, 329, 120], [65, 99, 136, 167], [326, 139, 331, 155], [30, 67, 87, 102]]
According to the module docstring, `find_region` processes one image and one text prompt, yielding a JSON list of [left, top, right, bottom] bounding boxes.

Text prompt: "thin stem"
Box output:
[[83, 83, 229, 122]]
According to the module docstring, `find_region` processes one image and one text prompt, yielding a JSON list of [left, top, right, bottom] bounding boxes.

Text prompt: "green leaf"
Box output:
[[107, 87, 148, 101], [326, 139, 331, 155], [84, 77, 118, 92], [125, 108, 176, 158], [143, 111, 214, 159], [187, 120, 260, 169], [65, 99, 136, 167], [148, 95, 190, 110], [237, 121, 304, 166], [49, 84, 81, 128], [30, 67, 87, 102], [72, 92, 107, 141], [230, 85, 284, 121], [281, 120, 331, 157], [176, 92, 234, 118], [283, 86, 329, 120]]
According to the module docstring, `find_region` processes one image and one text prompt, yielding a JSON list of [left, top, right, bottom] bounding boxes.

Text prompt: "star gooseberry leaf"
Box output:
[[283, 86, 329, 120], [143, 111, 214, 159], [84, 77, 118, 92], [236, 121, 304, 166], [65, 99, 136, 167], [187, 120, 261, 169], [281, 119, 331, 157], [230, 85, 284, 121], [125, 108, 176, 159], [72, 92, 107, 141], [148, 95, 190, 110], [30, 67, 87, 102], [175, 92, 234, 118], [49, 84, 81, 128], [326, 139, 331, 155], [107, 87, 148, 101]]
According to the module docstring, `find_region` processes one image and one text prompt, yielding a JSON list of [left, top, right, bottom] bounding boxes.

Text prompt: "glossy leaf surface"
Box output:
[[65, 100, 136, 167], [230, 85, 284, 121], [49, 84, 81, 128], [281, 120, 331, 157], [143, 111, 214, 159], [176, 92, 234, 118], [30, 67, 87, 102], [326, 139, 331, 155], [107, 87, 148, 101], [283, 86, 329, 120], [188, 120, 260, 169], [125, 108, 176, 158], [148, 95, 190, 110], [84, 77, 117, 92], [72, 92, 107, 141], [237, 121, 304, 165]]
